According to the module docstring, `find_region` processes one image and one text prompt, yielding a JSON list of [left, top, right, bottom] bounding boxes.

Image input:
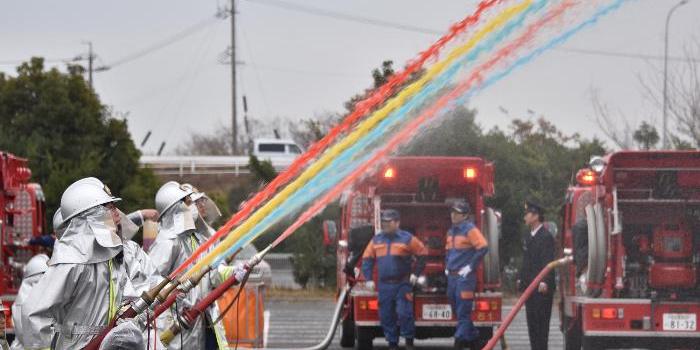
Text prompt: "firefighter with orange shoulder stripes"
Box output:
[[445, 200, 488, 350], [362, 209, 427, 350]]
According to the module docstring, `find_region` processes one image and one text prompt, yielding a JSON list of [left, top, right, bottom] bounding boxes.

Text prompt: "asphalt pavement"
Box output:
[[265, 298, 563, 349]]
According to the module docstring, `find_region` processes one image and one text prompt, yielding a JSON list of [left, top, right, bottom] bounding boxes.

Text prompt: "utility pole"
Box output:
[[243, 95, 252, 154], [82, 41, 95, 89], [663, 0, 689, 149], [230, 0, 238, 155]]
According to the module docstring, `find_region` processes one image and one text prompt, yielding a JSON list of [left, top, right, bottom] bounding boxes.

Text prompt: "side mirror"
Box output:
[[322, 220, 338, 247]]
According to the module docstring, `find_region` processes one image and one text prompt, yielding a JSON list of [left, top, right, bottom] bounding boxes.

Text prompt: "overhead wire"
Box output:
[[244, 0, 441, 35], [239, 25, 272, 120], [244, 0, 700, 63], [0, 57, 76, 66], [160, 23, 222, 153], [103, 15, 223, 70]]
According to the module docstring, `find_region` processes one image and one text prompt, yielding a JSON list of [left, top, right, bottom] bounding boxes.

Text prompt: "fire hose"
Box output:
[[159, 277, 352, 349], [483, 255, 573, 350], [264, 285, 352, 350], [82, 250, 244, 350], [159, 247, 270, 345]]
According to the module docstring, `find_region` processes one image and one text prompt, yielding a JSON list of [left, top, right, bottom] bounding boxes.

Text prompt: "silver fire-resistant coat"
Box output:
[[10, 254, 49, 350], [21, 205, 128, 350], [10, 274, 44, 350], [119, 210, 163, 299], [148, 201, 228, 349]]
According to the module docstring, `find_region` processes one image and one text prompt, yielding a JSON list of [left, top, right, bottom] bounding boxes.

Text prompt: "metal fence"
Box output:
[[140, 155, 293, 177]]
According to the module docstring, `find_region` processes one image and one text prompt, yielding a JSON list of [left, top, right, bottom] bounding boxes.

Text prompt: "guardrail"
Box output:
[[140, 155, 294, 177]]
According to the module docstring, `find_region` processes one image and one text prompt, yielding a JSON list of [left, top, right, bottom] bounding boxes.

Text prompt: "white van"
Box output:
[[252, 138, 303, 160]]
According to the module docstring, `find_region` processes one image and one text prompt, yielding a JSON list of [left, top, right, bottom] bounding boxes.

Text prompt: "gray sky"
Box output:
[[2, 0, 699, 154]]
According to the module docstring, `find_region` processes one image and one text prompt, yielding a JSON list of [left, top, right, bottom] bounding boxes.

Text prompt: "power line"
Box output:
[[99, 15, 223, 71], [556, 47, 700, 63], [245, 0, 700, 64], [245, 0, 441, 35], [0, 57, 78, 66], [249, 62, 365, 78], [1, 16, 222, 71]]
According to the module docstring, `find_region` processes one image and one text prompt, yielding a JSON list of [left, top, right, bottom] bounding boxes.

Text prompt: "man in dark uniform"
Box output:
[[445, 201, 488, 350], [518, 201, 555, 350], [362, 209, 427, 350]]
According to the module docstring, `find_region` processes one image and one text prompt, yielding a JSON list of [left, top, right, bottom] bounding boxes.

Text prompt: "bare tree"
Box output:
[[287, 112, 342, 148], [175, 125, 235, 156], [638, 40, 700, 148], [176, 117, 293, 156], [589, 88, 635, 149]]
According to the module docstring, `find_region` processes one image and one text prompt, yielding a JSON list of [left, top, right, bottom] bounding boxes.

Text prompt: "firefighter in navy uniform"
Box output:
[[362, 209, 427, 350], [445, 201, 488, 350], [518, 201, 555, 350]]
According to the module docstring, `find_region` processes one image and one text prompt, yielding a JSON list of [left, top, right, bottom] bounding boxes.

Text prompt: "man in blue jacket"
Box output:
[[445, 201, 488, 349], [362, 209, 427, 350]]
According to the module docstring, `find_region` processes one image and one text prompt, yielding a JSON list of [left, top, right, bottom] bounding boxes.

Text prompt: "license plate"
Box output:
[[422, 304, 452, 320], [663, 313, 697, 331]]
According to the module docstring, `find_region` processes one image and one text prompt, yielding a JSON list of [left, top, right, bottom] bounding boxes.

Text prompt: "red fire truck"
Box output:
[[329, 156, 502, 349], [559, 151, 700, 349], [0, 152, 46, 336]]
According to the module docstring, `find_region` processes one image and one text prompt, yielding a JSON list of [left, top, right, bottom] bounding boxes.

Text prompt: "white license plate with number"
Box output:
[[422, 304, 452, 320], [663, 313, 697, 331]]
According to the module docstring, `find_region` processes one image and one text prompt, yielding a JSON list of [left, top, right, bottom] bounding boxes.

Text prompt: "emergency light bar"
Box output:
[[464, 167, 477, 180], [576, 169, 597, 186], [383, 167, 395, 179]]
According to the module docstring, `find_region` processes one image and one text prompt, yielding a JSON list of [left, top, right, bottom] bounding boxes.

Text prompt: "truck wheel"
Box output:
[[340, 318, 356, 348], [563, 316, 582, 350], [355, 326, 373, 350], [582, 336, 601, 350]]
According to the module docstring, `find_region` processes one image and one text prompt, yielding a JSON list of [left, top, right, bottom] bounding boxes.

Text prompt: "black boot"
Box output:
[[405, 338, 415, 350], [453, 339, 465, 350], [388, 342, 399, 350]]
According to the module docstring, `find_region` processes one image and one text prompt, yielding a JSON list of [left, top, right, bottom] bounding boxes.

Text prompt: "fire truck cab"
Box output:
[[560, 151, 700, 349], [331, 156, 501, 349], [0, 152, 46, 337]]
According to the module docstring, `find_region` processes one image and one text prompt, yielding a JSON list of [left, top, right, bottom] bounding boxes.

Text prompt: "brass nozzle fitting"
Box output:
[[159, 324, 181, 346], [156, 280, 181, 303], [143, 278, 170, 305]]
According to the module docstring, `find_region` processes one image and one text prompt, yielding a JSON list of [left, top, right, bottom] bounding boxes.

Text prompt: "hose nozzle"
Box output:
[[156, 280, 181, 304], [159, 324, 180, 346], [143, 278, 170, 305]]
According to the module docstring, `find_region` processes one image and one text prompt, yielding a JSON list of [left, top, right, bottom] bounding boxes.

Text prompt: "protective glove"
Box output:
[[409, 274, 418, 285], [233, 262, 248, 282], [445, 269, 449, 276], [139, 209, 159, 221], [365, 280, 375, 290], [458, 265, 472, 278]]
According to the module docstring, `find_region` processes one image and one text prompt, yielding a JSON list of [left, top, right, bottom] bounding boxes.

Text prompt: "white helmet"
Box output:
[[60, 177, 121, 226], [52, 208, 63, 231], [24, 254, 49, 278], [155, 181, 193, 221]]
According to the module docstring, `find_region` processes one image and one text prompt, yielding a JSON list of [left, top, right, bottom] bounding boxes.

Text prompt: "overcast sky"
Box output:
[[2, 0, 699, 154]]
